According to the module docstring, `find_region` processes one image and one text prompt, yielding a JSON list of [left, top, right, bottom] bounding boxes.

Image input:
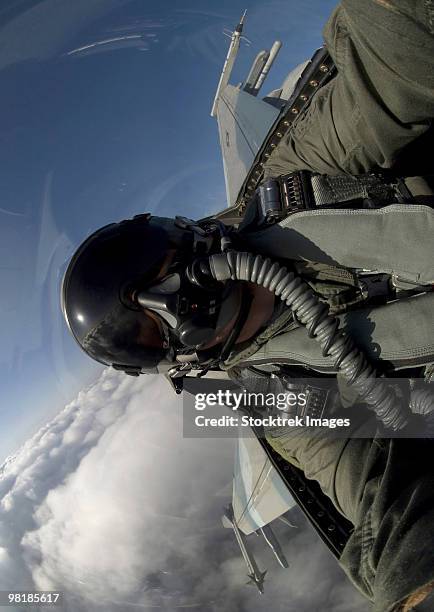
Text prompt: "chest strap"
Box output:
[[255, 171, 414, 226]]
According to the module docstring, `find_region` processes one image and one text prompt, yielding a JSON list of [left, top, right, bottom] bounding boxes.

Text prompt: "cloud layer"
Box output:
[[0, 369, 368, 611]]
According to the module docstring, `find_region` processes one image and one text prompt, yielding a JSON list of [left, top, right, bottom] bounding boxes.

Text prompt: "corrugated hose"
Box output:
[[208, 251, 416, 431]]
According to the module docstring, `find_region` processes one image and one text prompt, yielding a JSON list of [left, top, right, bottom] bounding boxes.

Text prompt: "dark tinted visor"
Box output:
[[82, 303, 168, 370], [64, 223, 169, 342]]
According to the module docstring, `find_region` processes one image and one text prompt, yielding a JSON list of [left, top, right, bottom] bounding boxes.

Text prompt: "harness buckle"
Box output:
[[255, 172, 316, 226], [358, 273, 394, 302], [280, 171, 316, 213]]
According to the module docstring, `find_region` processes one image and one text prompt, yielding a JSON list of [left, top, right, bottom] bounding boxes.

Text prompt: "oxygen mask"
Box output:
[[131, 217, 243, 351], [134, 268, 242, 350]]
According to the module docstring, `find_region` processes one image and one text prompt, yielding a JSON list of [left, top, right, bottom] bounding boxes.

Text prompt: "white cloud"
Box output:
[[0, 368, 368, 611]]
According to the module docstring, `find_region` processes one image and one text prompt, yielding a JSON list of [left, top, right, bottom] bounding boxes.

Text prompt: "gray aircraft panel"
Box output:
[[216, 84, 279, 208], [232, 428, 296, 535], [278, 59, 310, 101]]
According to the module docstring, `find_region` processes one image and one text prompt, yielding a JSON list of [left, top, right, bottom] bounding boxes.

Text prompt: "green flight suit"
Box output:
[[262, 1, 434, 610], [263, 0, 434, 179]]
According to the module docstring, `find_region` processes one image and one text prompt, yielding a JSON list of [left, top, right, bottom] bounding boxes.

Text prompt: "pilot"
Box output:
[[61, 1, 434, 610]]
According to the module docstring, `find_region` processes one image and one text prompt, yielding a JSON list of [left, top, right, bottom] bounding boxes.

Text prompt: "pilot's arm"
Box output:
[[263, 0, 434, 179]]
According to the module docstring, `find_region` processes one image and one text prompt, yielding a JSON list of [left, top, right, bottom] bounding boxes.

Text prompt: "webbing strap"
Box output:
[[309, 173, 412, 207], [251, 171, 415, 227]]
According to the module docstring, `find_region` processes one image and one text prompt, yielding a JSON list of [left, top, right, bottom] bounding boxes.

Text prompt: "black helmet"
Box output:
[[62, 214, 192, 374], [61, 214, 242, 375]]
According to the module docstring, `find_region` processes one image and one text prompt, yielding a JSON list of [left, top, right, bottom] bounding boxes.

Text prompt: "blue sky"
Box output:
[[0, 0, 336, 456]]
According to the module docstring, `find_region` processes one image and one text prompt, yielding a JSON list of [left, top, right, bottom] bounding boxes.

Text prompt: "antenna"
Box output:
[[210, 11, 248, 117]]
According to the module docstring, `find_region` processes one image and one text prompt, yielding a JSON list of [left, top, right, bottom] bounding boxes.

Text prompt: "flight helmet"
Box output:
[[61, 214, 242, 375]]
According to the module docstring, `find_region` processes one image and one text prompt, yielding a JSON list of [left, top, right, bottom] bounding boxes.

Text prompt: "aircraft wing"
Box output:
[[216, 85, 280, 208], [232, 428, 296, 535]]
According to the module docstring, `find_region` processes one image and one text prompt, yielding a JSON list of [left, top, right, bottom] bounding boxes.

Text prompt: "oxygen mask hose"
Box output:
[[207, 251, 412, 431], [410, 385, 434, 435]]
